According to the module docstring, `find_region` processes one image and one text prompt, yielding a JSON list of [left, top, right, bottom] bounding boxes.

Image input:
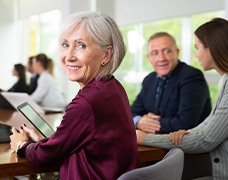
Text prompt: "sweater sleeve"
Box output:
[[18, 96, 95, 166]]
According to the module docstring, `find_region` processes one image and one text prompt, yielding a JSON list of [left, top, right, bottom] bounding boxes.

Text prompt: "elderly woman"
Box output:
[[10, 11, 138, 179]]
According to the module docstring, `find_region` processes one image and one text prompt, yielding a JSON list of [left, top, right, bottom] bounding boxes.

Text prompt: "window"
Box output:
[[25, 9, 77, 102], [26, 9, 62, 80], [27, 9, 61, 59]]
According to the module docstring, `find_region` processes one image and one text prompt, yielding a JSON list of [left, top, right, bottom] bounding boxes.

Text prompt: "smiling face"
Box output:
[[194, 36, 217, 72], [147, 36, 179, 77], [60, 26, 108, 88]]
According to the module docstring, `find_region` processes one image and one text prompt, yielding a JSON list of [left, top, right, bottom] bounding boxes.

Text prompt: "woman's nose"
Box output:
[[66, 47, 77, 61]]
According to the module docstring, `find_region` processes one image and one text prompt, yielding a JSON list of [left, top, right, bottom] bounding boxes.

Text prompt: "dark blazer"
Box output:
[[131, 61, 212, 133], [8, 78, 28, 93]]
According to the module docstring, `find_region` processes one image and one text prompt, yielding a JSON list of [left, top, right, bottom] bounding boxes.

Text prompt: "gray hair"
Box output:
[[147, 32, 178, 49], [59, 11, 126, 79]]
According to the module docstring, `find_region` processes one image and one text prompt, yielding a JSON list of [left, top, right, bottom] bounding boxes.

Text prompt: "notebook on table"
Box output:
[[17, 102, 55, 138]]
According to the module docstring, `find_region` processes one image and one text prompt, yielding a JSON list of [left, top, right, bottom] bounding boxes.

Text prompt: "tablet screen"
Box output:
[[17, 102, 54, 138]]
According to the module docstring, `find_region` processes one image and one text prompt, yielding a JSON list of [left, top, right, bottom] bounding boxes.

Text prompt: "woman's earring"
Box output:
[[101, 61, 105, 65]]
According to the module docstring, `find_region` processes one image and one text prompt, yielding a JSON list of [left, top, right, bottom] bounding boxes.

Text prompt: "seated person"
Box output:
[[131, 32, 211, 133], [26, 56, 39, 95], [8, 63, 28, 93], [31, 53, 67, 108], [10, 11, 138, 180], [136, 18, 228, 180]]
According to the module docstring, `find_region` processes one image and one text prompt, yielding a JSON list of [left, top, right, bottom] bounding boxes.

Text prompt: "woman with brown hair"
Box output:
[[8, 63, 28, 93], [31, 53, 67, 108]]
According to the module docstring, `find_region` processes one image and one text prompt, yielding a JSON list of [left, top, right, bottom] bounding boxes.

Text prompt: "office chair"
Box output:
[[182, 153, 212, 180], [118, 148, 184, 180]]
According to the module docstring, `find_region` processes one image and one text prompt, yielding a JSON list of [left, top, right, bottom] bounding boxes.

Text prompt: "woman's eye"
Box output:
[[62, 43, 69, 48], [78, 43, 86, 49]]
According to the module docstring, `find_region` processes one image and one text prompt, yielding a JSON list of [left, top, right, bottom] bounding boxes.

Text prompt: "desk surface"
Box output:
[[0, 109, 167, 178]]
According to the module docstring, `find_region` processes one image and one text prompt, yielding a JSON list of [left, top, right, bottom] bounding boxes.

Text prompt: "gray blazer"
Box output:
[[144, 74, 228, 180]]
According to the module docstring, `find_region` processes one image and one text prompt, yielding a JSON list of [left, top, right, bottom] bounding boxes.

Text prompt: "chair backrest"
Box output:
[[118, 148, 184, 180]]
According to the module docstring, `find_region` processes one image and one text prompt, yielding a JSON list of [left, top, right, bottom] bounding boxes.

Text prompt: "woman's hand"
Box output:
[[10, 124, 41, 152], [10, 127, 28, 152], [169, 130, 189, 145], [21, 124, 41, 142], [136, 130, 148, 145]]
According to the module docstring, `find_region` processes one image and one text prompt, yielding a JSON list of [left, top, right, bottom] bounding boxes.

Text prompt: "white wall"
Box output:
[[226, 0, 228, 18], [0, 0, 20, 89], [18, 0, 61, 19], [115, 0, 224, 25], [0, 0, 227, 95]]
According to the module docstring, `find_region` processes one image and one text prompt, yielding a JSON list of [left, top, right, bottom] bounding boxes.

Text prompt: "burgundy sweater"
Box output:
[[18, 77, 138, 179]]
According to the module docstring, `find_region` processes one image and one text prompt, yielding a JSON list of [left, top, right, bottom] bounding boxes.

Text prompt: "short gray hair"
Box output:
[[148, 32, 178, 49], [59, 11, 126, 79]]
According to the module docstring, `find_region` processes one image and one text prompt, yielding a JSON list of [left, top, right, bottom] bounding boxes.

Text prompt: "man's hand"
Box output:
[[169, 130, 189, 145], [136, 113, 161, 133]]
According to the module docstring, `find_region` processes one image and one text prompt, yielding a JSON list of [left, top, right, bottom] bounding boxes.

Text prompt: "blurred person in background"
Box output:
[[7, 63, 28, 93], [31, 53, 67, 108], [26, 56, 39, 95]]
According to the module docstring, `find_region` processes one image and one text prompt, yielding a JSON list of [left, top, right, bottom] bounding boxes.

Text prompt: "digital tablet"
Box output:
[[17, 102, 55, 138]]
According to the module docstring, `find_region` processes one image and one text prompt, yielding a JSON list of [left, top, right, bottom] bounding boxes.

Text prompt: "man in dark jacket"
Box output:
[[131, 32, 211, 133]]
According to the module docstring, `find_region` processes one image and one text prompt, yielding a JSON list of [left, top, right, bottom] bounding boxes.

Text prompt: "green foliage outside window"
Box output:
[[120, 81, 139, 104], [209, 84, 219, 104], [118, 25, 136, 73]]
